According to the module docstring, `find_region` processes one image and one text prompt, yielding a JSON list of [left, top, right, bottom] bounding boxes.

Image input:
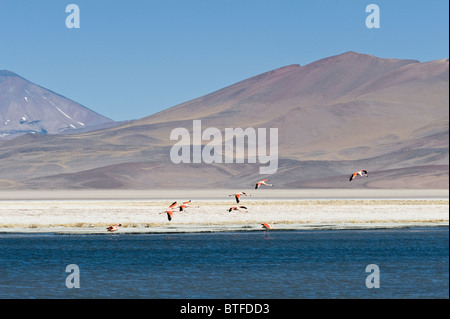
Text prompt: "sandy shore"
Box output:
[[0, 188, 448, 200], [0, 189, 448, 234]]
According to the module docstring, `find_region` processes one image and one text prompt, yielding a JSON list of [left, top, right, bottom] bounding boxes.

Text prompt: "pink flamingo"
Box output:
[[255, 179, 273, 189], [178, 200, 199, 211], [159, 201, 177, 221], [261, 223, 274, 237], [229, 192, 250, 203], [349, 170, 368, 181]]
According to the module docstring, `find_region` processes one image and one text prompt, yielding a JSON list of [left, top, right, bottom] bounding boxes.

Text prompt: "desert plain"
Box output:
[[0, 189, 447, 234]]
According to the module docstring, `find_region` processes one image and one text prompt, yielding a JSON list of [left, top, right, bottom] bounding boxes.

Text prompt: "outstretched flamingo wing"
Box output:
[[169, 201, 177, 209]]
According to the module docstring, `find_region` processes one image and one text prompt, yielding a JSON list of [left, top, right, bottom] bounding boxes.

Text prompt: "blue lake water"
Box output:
[[0, 227, 448, 299]]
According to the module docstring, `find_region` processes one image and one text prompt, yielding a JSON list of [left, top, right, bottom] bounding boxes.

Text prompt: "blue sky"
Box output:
[[1, 0, 448, 121]]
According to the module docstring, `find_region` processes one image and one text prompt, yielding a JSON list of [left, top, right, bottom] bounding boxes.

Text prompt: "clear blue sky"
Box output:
[[1, 0, 448, 121]]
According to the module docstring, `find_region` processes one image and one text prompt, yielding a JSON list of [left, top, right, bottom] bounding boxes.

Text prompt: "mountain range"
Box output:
[[0, 51, 448, 189]]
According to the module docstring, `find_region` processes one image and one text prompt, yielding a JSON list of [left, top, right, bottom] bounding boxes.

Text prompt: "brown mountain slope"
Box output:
[[83, 51, 447, 161], [0, 52, 447, 189]]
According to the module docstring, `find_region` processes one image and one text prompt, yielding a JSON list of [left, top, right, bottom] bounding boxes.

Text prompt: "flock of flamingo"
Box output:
[[106, 170, 368, 237]]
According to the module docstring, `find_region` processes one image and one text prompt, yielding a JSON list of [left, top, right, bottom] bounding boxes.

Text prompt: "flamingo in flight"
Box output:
[[255, 179, 273, 189], [229, 192, 250, 203], [349, 170, 368, 182], [228, 206, 248, 212], [178, 200, 199, 211], [159, 201, 177, 221], [261, 223, 274, 237]]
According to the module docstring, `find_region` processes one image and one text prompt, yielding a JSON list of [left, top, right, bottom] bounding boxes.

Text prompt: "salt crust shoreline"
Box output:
[[0, 188, 448, 200], [0, 189, 447, 234], [1, 223, 447, 235]]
